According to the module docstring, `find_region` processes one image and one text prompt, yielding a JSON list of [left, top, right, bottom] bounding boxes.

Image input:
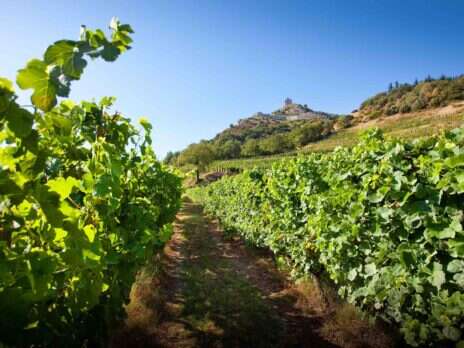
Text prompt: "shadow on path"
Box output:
[[114, 198, 340, 348]]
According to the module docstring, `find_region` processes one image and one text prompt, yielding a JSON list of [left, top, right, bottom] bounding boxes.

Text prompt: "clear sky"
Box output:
[[1, 0, 463, 158]]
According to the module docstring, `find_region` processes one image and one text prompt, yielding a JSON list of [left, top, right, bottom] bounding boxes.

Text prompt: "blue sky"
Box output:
[[1, 1, 463, 158]]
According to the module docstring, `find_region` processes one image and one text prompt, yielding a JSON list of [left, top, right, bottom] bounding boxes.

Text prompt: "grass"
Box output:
[[158, 201, 284, 347]]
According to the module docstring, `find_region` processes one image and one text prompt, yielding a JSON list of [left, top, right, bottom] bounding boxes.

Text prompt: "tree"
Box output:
[[178, 142, 216, 180], [260, 134, 293, 155], [241, 139, 262, 157], [289, 121, 329, 147], [217, 139, 241, 159], [164, 151, 179, 165]]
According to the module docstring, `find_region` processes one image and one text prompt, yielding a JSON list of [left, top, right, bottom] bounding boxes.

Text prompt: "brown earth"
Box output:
[[111, 199, 396, 348]]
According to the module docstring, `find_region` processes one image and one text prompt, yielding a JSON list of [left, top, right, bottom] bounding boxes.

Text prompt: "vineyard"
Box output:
[[193, 128, 464, 347], [2, 11, 464, 348], [0, 20, 182, 346]]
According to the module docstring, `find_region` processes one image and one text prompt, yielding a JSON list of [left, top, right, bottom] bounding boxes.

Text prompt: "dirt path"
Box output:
[[113, 199, 358, 348]]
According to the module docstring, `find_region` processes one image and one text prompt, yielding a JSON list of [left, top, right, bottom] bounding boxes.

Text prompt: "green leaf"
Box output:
[[47, 176, 80, 200], [33, 183, 65, 226], [139, 117, 152, 132], [449, 238, 464, 258], [442, 326, 461, 341], [367, 191, 385, 203], [17, 59, 57, 111], [377, 207, 394, 221], [438, 217, 463, 239], [364, 263, 377, 277], [430, 262, 446, 290], [84, 225, 97, 242], [0, 77, 14, 112], [53, 228, 68, 242], [5, 106, 33, 138], [83, 248, 101, 261], [445, 154, 464, 168], [0, 77, 14, 93], [447, 260, 464, 273], [347, 268, 357, 281], [453, 272, 464, 287], [399, 249, 416, 268], [100, 43, 121, 62], [44, 40, 87, 79]]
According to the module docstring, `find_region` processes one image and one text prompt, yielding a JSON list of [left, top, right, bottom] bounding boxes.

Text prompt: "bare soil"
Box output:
[[111, 199, 395, 348]]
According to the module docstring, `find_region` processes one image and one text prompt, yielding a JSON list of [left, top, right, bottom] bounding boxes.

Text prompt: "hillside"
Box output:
[[212, 106, 337, 146], [208, 102, 464, 171], [356, 75, 464, 119], [166, 99, 343, 166], [167, 75, 464, 170]]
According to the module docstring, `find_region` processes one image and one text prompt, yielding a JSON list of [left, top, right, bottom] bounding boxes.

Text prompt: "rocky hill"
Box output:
[[211, 99, 339, 146], [167, 76, 464, 167], [355, 75, 464, 120]]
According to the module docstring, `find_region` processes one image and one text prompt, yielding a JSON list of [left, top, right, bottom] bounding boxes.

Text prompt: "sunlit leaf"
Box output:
[[17, 59, 57, 111]]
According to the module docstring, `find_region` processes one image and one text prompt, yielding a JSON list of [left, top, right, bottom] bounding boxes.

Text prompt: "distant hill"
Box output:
[[165, 99, 344, 166], [166, 75, 464, 168], [213, 99, 338, 145], [356, 75, 464, 120]]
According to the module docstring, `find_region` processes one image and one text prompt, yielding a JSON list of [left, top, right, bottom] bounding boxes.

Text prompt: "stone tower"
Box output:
[[284, 97, 293, 106]]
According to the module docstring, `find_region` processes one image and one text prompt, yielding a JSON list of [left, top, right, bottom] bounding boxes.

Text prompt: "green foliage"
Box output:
[[217, 139, 241, 159], [164, 150, 180, 165], [259, 133, 294, 155], [16, 17, 133, 112], [199, 128, 464, 347], [289, 119, 332, 147], [360, 75, 464, 118], [0, 19, 182, 345], [178, 142, 216, 171], [241, 138, 263, 157], [174, 117, 335, 165]]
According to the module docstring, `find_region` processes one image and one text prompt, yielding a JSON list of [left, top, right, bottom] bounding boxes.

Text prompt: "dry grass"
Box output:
[[290, 277, 328, 314], [286, 276, 398, 348], [303, 109, 464, 154], [124, 265, 163, 331], [109, 257, 166, 347], [319, 302, 396, 348]]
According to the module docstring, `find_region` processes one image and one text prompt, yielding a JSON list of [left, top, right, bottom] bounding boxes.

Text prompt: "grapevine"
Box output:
[[199, 128, 464, 347], [0, 19, 182, 345]]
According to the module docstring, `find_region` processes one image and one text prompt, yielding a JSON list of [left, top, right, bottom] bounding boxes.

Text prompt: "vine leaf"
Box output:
[[17, 59, 57, 111], [0, 77, 14, 92], [44, 40, 87, 79], [0, 77, 14, 113], [430, 262, 446, 290], [47, 177, 80, 200], [447, 259, 464, 273], [84, 225, 97, 242], [5, 106, 33, 138]]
